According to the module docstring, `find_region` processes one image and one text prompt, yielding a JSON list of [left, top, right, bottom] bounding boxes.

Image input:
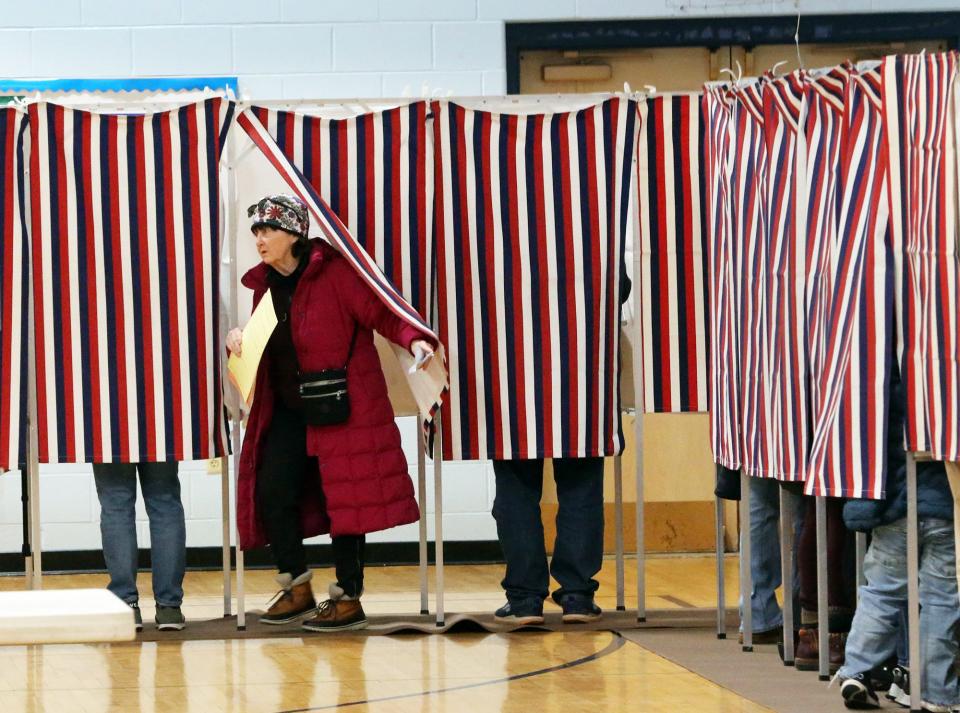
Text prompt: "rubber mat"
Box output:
[[134, 607, 740, 642]]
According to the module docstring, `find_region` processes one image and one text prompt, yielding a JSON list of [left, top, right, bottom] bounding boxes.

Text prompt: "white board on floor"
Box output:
[[0, 589, 136, 645]]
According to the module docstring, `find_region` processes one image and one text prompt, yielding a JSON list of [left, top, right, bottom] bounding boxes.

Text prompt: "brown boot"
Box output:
[[795, 627, 819, 670], [794, 627, 845, 673], [260, 571, 316, 625], [829, 632, 847, 671], [302, 583, 368, 632]]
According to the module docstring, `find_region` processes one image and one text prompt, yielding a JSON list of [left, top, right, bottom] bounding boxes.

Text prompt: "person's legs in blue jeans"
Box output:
[[838, 520, 906, 680], [917, 518, 960, 708], [740, 478, 804, 633], [550, 457, 604, 603], [138, 462, 186, 608], [93, 463, 140, 604], [492, 459, 549, 603]]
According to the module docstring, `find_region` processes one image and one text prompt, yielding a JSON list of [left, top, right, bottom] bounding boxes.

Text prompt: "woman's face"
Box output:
[[253, 226, 297, 269]]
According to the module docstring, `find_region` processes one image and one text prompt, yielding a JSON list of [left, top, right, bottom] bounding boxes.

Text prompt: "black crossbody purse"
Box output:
[[297, 326, 358, 426]]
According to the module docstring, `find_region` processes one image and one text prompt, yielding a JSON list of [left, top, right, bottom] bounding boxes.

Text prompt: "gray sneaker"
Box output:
[[129, 602, 143, 632], [155, 605, 186, 631]]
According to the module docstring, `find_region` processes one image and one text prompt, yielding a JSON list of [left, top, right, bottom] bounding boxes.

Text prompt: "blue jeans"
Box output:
[[839, 518, 959, 707], [93, 462, 186, 608], [492, 457, 604, 603], [739, 477, 804, 632]]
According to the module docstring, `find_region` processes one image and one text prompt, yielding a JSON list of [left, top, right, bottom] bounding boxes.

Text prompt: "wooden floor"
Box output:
[[0, 555, 770, 713]]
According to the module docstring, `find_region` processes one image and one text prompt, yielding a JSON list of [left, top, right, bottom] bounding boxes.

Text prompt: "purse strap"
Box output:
[[343, 322, 359, 369]]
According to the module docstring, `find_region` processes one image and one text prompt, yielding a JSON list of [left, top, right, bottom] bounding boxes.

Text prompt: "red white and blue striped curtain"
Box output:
[[806, 66, 894, 498], [432, 99, 639, 461], [250, 103, 434, 321], [236, 110, 447, 432], [704, 86, 742, 470], [763, 71, 808, 482], [636, 95, 709, 414], [0, 109, 29, 471], [885, 51, 960, 462], [731, 82, 772, 478], [28, 99, 235, 463], [804, 65, 851, 438]]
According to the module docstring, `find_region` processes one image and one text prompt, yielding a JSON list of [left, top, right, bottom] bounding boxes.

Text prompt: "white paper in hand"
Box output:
[[227, 290, 279, 404]]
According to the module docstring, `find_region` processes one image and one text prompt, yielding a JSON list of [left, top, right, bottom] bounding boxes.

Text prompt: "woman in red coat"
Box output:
[[227, 194, 435, 632]]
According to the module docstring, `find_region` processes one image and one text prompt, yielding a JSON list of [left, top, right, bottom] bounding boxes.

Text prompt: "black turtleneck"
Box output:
[[266, 258, 305, 411]]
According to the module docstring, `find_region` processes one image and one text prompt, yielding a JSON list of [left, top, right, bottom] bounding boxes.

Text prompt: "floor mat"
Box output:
[[621, 628, 850, 713], [135, 607, 740, 642]]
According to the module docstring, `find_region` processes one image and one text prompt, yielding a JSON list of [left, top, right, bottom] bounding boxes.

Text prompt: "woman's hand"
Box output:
[[226, 328, 243, 356], [410, 339, 435, 371]]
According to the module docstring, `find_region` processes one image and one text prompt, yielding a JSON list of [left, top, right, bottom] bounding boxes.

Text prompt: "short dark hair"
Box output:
[[291, 234, 310, 258]]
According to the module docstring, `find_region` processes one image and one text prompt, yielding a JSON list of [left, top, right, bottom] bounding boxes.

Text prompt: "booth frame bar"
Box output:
[[233, 423, 245, 630], [417, 416, 429, 615], [715, 496, 726, 638], [433, 415, 445, 627], [779, 488, 796, 665], [631, 208, 646, 623], [906, 453, 921, 712], [226, 135, 247, 630], [614, 456, 626, 611], [739, 472, 753, 651], [221, 455, 232, 617], [25, 212, 42, 590], [815, 495, 829, 680]]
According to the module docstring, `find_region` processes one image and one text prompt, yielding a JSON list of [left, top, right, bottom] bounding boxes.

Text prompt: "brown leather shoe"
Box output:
[[794, 627, 846, 673], [302, 583, 368, 632], [260, 571, 317, 625]]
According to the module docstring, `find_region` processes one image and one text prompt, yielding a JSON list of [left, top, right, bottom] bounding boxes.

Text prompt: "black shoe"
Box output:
[[494, 599, 544, 625], [841, 673, 880, 709], [887, 666, 910, 707], [559, 595, 602, 624], [868, 658, 897, 693], [129, 602, 143, 632]]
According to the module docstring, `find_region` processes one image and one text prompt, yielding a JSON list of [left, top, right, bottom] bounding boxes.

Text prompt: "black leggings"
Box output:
[[256, 404, 365, 597]]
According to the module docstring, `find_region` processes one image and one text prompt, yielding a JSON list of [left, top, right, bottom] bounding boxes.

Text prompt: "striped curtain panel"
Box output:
[[28, 99, 235, 463], [703, 86, 742, 470], [806, 66, 894, 499], [432, 98, 639, 461], [236, 110, 447, 432], [804, 65, 851, 436], [0, 109, 29, 471], [731, 82, 771, 478], [885, 51, 960, 462], [250, 103, 434, 321], [763, 71, 808, 482], [636, 95, 709, 414]]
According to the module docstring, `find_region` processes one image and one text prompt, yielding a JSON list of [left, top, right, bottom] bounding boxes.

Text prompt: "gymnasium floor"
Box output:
[[0, 556, 848, 712]]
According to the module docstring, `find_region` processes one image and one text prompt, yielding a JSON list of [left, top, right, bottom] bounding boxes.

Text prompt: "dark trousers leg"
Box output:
[[492, 458, 549, 602], [798, 496, 855, 629], [256, 405, 310, 578], [550, 456, 604, 602], [332, 535, 366, 598], [799, 497, 817, 615]]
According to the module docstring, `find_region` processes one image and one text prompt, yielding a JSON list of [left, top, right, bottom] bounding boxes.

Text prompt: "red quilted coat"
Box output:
[[237, 239, 432, 550]]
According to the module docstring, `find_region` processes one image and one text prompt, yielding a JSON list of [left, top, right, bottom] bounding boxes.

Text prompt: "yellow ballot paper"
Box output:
[[227, 290, 279, 405]]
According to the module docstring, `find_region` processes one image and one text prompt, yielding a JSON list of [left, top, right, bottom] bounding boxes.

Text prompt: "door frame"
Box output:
[[506, 12, 960, 93]]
